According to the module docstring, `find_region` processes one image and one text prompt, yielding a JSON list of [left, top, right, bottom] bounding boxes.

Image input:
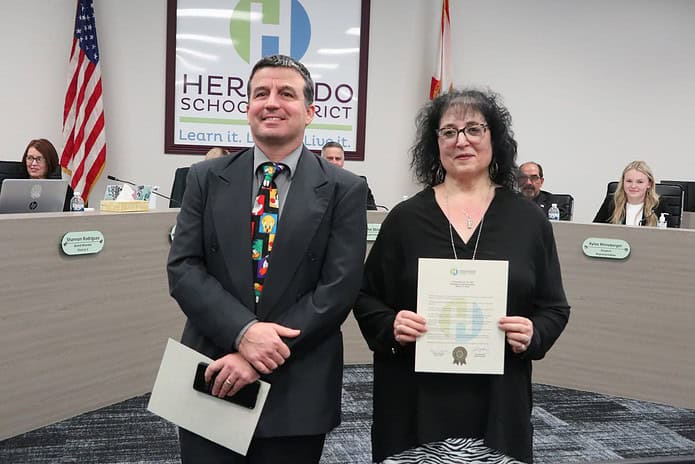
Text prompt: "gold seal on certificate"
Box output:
[[452, 346, 468, 365]]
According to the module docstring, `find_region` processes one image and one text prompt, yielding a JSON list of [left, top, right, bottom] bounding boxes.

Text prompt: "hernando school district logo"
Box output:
[[230, 0, 311, 63]]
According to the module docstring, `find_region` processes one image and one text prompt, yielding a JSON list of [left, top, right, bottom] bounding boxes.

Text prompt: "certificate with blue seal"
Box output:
[[414, 258, 508, 375]]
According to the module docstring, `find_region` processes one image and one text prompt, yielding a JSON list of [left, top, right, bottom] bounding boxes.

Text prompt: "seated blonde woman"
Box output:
[[593, 160, 662, 226]]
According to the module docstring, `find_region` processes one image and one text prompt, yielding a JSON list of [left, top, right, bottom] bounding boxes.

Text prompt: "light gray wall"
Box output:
[[2, 0, 694, 222]]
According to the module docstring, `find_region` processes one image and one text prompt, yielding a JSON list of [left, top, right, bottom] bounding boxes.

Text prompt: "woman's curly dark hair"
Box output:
[[410, 88, 518, 190]]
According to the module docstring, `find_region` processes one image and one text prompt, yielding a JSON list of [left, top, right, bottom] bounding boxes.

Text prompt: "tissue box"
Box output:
[[100, 200, 149, 212]]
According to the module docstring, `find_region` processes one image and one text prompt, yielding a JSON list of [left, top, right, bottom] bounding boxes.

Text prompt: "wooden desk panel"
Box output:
[[3, 210, 693, 439], [534, 221, 695, 409], [0, 210, 185, 439]]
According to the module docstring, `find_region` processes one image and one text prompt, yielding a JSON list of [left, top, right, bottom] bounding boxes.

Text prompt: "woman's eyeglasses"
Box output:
[[26, 156, 46, 164], [436, 124, 488, 143]]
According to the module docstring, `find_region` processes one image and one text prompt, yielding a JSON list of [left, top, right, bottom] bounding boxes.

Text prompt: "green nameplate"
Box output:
[[367, 223, 381, 242], [582, 237, 630, 260], [61, 231, 105, 256]]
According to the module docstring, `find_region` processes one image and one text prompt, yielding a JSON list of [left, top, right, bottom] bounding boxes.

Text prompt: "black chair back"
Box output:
[[169, 167, 189, 208], [661, 180, 695, 212], [607, 181, 619, 195], [655, 183, 683, 228], [549, 193, 574, 221], [0, 161, 25, 191]]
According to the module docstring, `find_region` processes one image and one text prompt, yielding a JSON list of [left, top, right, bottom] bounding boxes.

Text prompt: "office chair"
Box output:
[[549, 193, 574, 221], [661, 180, 695, 212], [169, 167, 189, 208], [0, 161, 25, 191], [606, 181, 619, 195], [655, 183, 683, 228]]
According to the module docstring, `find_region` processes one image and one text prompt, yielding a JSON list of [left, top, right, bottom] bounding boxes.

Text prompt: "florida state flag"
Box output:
[[430, 0, 452, 100]]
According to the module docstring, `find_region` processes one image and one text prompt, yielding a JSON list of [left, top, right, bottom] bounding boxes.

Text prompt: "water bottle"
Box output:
[[70, 191, 85, 212], [548, 203, 560, 221]]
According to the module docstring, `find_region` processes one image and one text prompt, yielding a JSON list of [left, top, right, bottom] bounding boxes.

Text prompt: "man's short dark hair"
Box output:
[[520, 161, 544, 178], [247, 54, 314, 106], [321, 141, 344, 155]]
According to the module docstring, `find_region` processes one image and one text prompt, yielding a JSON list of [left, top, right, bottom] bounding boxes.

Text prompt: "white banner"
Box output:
[[166, 0, 369, 159]]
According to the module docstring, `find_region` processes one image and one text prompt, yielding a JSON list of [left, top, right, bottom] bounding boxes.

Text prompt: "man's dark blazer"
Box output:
[[167, 146, 367, 438]]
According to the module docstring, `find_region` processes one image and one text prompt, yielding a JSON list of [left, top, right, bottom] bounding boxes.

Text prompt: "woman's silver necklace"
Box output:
[[444, 188, 486, 261], [463, 212, 475, 230]]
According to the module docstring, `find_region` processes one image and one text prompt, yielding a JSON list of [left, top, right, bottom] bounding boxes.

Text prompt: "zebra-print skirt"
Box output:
[[380, 437, 525, 464]]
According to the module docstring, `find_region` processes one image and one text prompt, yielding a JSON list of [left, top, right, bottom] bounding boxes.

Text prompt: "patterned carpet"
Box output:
[[2, 365, 694, 463]]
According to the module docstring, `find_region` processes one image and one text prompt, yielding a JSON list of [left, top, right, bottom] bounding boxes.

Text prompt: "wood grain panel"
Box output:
[[0, 210, 185, 439], [534, 221, 695, 409], [3, 210, 693, 439]]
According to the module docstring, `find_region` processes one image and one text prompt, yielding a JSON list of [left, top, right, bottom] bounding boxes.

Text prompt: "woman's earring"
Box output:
[[489, 160, 499, 178], [435, 163, 445, 183]]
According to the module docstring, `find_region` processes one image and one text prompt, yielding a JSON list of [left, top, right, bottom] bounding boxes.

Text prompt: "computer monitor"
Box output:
[[660, 180, 695, 212], [0, 179, 68, 213]]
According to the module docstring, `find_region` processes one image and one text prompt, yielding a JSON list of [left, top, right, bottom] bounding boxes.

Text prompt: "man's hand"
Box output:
[[206, 353, 260, 398], [238, 322, 301, 374]]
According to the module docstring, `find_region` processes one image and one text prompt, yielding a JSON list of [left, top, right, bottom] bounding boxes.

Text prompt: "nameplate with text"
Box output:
[[61, 231, 105, 256], [366, 223, 381, 242], [582, 237, 630, 260]]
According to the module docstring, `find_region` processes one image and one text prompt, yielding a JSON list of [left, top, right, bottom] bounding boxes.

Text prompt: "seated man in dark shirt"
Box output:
[[321, 141, 377, 210], [518, 161, 571, 220]]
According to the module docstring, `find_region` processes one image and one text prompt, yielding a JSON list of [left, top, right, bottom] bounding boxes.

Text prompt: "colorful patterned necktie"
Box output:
[[251, 162, 284, 304]]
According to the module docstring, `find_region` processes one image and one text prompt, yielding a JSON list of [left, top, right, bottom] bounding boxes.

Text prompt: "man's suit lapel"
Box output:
[[211, 149, 255, 309], [257, 148, 331, 318]]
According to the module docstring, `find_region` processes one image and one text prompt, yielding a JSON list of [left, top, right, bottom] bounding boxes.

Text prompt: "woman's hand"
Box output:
[[393, 310, 427, 345], [499, 316, 534, 354]]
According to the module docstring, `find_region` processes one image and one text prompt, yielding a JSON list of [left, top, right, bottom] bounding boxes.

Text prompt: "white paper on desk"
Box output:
[[415, 258, 508, 375], [115, 183, 135, 201], [147, 338, 270, 456]]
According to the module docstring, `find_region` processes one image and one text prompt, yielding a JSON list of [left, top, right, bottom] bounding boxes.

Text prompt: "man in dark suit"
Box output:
[[321, 141, 377, 210], [167, 55, 367, 463], [518, 161, 571, 220]]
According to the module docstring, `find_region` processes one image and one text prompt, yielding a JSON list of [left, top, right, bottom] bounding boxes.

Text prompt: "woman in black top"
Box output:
[[353, 89, 570, 463]]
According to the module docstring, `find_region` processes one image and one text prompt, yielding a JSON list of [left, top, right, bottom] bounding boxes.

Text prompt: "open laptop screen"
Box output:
[[0, 179, 68, 213]]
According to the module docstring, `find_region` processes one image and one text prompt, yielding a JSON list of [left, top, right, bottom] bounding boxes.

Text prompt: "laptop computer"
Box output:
[[0, 179, 68, 213]]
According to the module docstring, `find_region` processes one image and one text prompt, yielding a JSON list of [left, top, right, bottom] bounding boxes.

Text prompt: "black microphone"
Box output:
[[107, 175, 180, 207]]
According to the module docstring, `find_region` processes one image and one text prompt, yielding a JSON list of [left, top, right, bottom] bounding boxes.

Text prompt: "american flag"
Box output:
[[429, 0, 452, 100], [61, 0, 106, 201]]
